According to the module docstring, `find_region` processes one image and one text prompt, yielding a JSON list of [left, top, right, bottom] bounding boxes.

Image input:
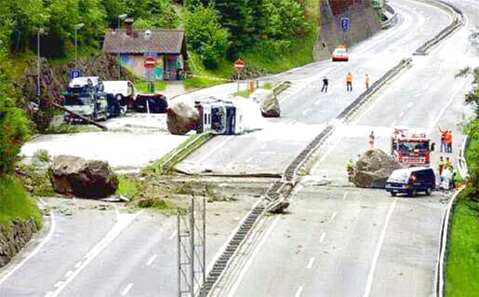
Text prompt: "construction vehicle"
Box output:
[[391, 127, 435, 167], [63, 77, 108, 123]]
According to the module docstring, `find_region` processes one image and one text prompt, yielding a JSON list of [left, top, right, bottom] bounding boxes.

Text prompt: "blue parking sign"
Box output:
[[341, 17, 350, 32], [70, 69, 81, 80]]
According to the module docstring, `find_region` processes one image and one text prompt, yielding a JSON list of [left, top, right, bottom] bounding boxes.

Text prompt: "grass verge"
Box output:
[[0, 175, 42, 228], [143, 132, 213, 175], [135, 80, 167, 93], [446, 191, 479, 297]]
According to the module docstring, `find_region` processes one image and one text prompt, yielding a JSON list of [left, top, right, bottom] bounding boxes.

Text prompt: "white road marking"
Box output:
[[48, 211, 143, 297], [427, 84, 466, 134], [74, 261, 82, 269], [294, 285, 304, 297], [169, 230, 176, 240], [362, 199, 397, 297], [121, 283, 134, 296], [226, 215, 282, 297], [343, 192, 348, 200], [0, 211, 56, 286], [329, 212, 337, 223], [146, 254, 158, 266], [64, 270, 73, 278], [44, 292, 53, 297], [54, 281, 63, 288], [319, 232, 326, 243], [399, 111, 405, 118], [196, 136, 234, 164], [307, 257, 315, 269]]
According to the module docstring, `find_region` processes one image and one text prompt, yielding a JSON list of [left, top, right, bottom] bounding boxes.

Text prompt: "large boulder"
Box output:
[[352, 149, 402, 188], [49, 155, 118, 199], [251, 89, 281, 118], [167, 102, 200, 135]]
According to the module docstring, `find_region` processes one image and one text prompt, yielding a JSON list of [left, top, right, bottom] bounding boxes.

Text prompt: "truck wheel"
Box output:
[[426, 188, 432, 196], [407, 190, 417, 197], [390, 192, 397, 197]]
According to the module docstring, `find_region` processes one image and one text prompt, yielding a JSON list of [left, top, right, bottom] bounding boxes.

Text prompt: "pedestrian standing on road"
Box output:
[[321, 76, 329, 93], [438, 156, 445, 176], [346, 72, 353, 92], [445, 157, 453, 170], [365, 73, 370, 90], [439, 127, 448, 153], [446, 130, 453, 153], [368, 130, 375, 150]]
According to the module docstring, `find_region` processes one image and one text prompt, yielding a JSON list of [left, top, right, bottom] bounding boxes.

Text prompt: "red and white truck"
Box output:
[[391, 127, 435, 167]]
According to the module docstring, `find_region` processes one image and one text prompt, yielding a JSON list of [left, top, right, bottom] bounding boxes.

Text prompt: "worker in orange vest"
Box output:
[[445, 130, 453, 153], [346, 72, 353, 92], [439, 127, 448, 153]]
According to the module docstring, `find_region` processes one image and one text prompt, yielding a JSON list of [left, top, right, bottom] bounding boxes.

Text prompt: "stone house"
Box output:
[[103, 18, 188, 80]]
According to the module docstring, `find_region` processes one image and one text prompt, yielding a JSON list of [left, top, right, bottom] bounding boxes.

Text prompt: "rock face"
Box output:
[[0, 219, 38, 267], [167, 102, 200, 135], [251, 89, 281, 118], [352, 149, 402, 188], [49, 155, 118, 199], [315, 0, 381, 60]]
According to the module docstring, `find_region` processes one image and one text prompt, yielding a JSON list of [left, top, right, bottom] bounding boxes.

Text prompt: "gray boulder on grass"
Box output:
[[49, 155, 118, 199]]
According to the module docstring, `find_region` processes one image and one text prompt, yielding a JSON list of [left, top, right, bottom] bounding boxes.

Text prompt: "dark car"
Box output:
[[385, 167, 436, 197], [132, 94, 168, 113]]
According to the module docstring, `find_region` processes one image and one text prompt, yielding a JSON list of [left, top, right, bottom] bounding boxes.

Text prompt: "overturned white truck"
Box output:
[[195, 97, 244, 135]]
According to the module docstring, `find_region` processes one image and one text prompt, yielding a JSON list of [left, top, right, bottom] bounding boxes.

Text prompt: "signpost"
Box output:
[[70, 69, 81, 80], [340, 17, 350, 32], [234, 59, 245, 92], [144, 56, 157, 95]]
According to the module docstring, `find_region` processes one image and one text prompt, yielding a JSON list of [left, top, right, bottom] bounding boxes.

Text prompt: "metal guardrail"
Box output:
[[414, 0, 464, 55]]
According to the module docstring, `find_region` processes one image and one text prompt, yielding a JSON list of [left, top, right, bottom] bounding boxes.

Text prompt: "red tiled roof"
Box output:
[[103, 29, 185, 54]]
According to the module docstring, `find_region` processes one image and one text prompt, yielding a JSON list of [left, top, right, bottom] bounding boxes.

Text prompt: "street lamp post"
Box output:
[[36, 28, 45, 99], [74, 23, 85, 68], [117, 14, 128, 79]]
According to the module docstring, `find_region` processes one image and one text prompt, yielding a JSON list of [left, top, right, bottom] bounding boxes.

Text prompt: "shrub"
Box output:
[[184, 5, 230, 69]]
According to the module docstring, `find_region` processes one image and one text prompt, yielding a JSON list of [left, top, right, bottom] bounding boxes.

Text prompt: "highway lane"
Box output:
[[0, 194, 260, 297], [178, 0, 452, 176], [0, 199, 117, 297], [213, 1, 476, 296], [218, 189, 447, 297]]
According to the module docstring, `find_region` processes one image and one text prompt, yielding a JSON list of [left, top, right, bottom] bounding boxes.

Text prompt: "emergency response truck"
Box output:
[[391, 127, 435, 167]]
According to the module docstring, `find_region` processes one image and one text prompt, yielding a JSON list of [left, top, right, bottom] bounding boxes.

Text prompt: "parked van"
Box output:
[[385, 167, 436, 197]]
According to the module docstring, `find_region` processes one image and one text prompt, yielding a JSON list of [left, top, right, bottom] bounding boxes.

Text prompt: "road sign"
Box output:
[[144, 57, 157, 68], [70, 69, 81, 80], [234, 59, 245, 72], [340, 17, 350, 32]]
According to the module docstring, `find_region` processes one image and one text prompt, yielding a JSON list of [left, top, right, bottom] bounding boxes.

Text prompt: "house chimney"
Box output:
[[125, 17, 134, 37]]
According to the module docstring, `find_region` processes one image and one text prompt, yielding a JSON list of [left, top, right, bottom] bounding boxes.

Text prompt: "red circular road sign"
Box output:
[[234, 59, 245, 71], [144, 57, 157, 68]]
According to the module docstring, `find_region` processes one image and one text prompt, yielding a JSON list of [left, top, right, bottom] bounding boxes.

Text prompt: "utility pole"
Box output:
[[177, 195, 206, 297], [117, 14, 128, 80], [36, 28, 45, 99], [74, 23, 85, 68]]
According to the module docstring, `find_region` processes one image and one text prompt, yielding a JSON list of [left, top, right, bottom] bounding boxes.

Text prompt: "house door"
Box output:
[[164, 55, 178, 80]]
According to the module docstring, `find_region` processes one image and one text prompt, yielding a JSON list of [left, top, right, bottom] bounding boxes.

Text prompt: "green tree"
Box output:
[[0, 45, 30, 174], [184, 5, 230, 69]]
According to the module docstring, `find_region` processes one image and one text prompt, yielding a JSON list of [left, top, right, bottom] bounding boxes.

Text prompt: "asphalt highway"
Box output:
[[178, 0, 452, 176], [213, 0, 478, 296]]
